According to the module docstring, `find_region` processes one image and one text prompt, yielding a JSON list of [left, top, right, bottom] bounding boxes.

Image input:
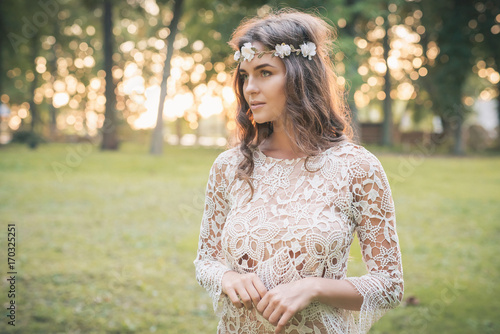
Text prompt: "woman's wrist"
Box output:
[[302, 277, 322, 302], [301, 277, 363, 311]]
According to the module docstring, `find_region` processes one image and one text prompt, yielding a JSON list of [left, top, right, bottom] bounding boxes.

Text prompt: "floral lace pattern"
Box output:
[[194, 141, 404, 333]]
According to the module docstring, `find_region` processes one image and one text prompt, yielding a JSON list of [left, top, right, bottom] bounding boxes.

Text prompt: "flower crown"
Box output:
[[234, 42, 317, 62]]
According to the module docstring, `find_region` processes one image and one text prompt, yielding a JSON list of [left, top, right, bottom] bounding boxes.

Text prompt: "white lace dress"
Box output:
[[194, 141, 404, 334]]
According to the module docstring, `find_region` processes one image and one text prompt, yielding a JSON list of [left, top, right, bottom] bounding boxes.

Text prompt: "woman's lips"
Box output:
[[250, 102, 265, 110]]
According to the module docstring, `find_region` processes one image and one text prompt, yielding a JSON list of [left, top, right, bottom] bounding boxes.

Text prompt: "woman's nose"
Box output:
[[244, 76, 259, 95]]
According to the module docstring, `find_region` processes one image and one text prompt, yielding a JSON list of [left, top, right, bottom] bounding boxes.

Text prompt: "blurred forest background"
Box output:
[[0, 0, 499, 154], [1, 0, 500, 333]]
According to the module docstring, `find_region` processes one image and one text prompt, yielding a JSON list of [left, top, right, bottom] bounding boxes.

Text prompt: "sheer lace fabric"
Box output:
[[194, 141, 404, 334]]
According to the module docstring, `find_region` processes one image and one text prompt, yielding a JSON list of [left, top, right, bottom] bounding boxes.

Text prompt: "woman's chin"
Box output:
[[253, 118, 270, 125], [252, 114, 274, 124]]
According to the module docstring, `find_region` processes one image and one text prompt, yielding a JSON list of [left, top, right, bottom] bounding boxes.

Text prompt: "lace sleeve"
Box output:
[[193, 154, 232, 316], [345, 150, 404, 333]]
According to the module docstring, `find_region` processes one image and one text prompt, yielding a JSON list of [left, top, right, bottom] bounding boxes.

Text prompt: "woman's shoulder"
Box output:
[[211, 146, 244, 170], [324, 140, 386, 175], [326, 140, 378, 161]]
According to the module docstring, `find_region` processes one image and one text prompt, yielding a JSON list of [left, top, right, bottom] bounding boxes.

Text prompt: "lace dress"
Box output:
[[194, 141, 404, 334]]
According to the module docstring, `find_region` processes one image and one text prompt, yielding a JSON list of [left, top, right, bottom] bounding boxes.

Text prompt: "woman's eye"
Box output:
[[262, 71, 271, 77], [240, 74, 248, 81]]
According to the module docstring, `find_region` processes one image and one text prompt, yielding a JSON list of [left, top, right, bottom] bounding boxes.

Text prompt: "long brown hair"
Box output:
[[229, 9, 352, 197]]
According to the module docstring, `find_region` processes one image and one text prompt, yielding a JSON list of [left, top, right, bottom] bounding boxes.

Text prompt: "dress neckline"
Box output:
[[256, 147, 307, 162], [255, 143, 342, 164]]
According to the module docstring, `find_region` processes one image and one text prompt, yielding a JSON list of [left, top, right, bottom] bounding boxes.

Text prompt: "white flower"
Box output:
[[274, 43, 291, 58], [234, 50, 241, 61], [300, 42, 317, 60], [241, 42, 255, 61]]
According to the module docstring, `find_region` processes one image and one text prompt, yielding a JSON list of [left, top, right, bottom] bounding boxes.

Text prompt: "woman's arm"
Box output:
[[196, 152, 270, 314], [306, 277, 363, 310], [193, 154, 233, 315], [256, 277, 363, 334], [344, 149, 404, 331]]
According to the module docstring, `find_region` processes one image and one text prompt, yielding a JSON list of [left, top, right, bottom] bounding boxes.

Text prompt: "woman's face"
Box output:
[[238, 41, 287, 126]]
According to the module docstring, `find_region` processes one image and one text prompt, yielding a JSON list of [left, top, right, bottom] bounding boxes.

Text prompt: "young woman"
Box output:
[[194, 9, 404, 334]]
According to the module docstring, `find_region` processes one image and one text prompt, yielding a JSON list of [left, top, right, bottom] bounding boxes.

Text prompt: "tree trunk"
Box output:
[[0, 17, 3, 142], [382, 16, 392, 146], [195, 120, 200, 145], [452, 117, 464, 155], [451, 103, 465, 155], [176, 117, 182, 145], [29, 33, 39, 149], [150, 0, 184, 155], [49, 21, 59, 140], [344, 0, 361, 143], [496, 81, 500, 149], [101, 0, 119, 150], [0, 0, 4, 103], [497, 80, 500, 131]]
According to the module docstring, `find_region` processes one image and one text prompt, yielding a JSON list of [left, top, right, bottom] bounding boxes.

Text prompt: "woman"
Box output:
[[194, 9, 403, 334]]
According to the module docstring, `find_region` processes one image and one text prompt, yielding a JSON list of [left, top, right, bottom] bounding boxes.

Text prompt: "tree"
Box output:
[[0, 0, 7, 139], [342, 0, 363, 143], [148, 0, 269, 151], [101, 0, 119, 150], [473, 0, 500, 129], [328, 0, 407, 146], [381, 5, 393, 146], [47, 20, 59, 139], [2, 0, 57, 148], [28, 30, 41, 148], [411, 0, 476, 155], [150, 0, 184, 155]]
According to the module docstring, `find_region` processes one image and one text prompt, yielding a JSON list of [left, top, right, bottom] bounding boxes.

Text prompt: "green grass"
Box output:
[[0, 142, 499, 333]]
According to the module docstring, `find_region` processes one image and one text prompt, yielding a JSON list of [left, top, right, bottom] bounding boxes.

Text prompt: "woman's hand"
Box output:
[[256, 278, 317, 334], [221, 271, 268, 310]]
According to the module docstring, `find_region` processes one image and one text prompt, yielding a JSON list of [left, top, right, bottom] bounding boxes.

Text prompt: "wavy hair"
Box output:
[[229, 9, 353, 198]]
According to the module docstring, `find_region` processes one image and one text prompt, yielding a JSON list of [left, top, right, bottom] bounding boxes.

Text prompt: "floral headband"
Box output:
[[234, 42, 317, 62]]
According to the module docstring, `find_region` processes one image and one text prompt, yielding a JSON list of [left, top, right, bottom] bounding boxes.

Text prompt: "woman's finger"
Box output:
[[268, 306, 284, 327], [237, 289, 253, 309], [252, 276, 268, 299], [275, 310, 294, 334], [260, 295, 276, 319], [226, 288, 243, 309], [256, 292, 269, 314], [247, 284, 264, 307]]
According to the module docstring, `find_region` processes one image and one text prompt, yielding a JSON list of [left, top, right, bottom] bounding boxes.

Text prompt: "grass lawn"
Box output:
[[0, 142, 499, 333]]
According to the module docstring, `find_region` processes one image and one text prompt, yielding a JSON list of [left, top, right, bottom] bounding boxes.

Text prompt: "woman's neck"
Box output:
[[259, 122, 307, 159]]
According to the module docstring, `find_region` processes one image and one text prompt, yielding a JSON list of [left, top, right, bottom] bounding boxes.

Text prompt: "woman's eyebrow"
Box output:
[[254, 63, 276, 70], [239, 63, 277, 73]]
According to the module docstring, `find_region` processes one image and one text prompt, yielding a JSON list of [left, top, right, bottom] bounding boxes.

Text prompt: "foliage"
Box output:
[[0, 0, 499, 153], [9, 129, 45, 148], [402, 0, 500, 154]]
